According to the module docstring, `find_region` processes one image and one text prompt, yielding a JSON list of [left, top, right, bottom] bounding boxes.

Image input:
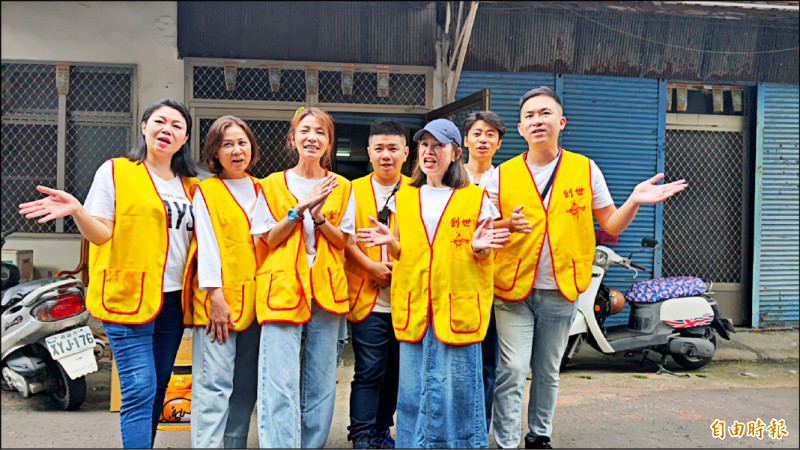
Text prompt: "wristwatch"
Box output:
[[471, 245, 486, 255], [287, 207, 300, 223]]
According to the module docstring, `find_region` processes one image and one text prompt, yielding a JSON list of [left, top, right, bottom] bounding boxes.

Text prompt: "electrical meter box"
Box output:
[[2, 249, 34, 283]]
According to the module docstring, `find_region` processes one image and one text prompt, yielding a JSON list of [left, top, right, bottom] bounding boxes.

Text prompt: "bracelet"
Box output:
[[471, 244, 486, 254], [313, 216, 326, 227]]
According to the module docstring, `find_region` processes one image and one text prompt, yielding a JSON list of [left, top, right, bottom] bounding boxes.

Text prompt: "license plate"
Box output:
[[45, 326, 95, 360]]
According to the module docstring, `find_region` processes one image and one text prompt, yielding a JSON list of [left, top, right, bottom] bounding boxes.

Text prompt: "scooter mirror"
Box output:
[[641, 237, 658, 248]]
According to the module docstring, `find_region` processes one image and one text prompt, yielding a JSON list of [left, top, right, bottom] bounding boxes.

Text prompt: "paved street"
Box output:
[[1, 329, 798, 448]]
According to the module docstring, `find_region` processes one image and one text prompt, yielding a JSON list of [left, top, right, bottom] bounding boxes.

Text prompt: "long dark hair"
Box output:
[[126, 98, 198, 177], [409, 141, 470, 189]]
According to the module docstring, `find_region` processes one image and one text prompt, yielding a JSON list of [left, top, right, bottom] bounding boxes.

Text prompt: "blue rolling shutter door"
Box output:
[[560, 75, 662, 327], [455, 72, 556, 163], [753, 83, 799, 328]]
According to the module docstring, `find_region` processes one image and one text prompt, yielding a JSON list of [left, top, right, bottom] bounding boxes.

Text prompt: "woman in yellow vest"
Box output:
[[357, 118, 510, 448], [249, 107, 355, 448], [19, 99, 199, 449], [181, 115, 260, 448]]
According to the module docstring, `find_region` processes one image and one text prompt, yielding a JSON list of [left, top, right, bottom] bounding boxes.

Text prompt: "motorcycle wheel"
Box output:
[[46, 359, 87, 411], [671, 334, 716, 370], [560, 334, 582, 371]]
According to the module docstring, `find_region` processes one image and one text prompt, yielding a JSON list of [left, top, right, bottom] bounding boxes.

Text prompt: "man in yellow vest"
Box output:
[[344, 118, 410, 449], [487, 87, 687, 449]]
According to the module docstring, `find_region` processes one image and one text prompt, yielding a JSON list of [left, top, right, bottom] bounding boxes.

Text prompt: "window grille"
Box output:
[[192, 66, 306, 102], [189, 60, 430, 109], [662, 129, 744, 283], [318, 71, 426, 106], [1, 62, 134, 234], [198, 118, 294, 179]]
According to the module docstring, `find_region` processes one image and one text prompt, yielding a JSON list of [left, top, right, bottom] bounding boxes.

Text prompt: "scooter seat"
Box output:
[[625, 276, 707, 303], [1, 277, 62, 312]]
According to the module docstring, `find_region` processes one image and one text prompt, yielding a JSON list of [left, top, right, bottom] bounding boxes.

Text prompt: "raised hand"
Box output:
[[629, 173, 688, 205], [303, 174, 338, 218], [357, 216, 395, 248], [509, 204, 531, 234], [471, 217, 511, 251], [19, 185, 82, 223]]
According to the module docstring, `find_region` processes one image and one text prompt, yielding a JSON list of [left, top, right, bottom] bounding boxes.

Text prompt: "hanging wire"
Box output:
[[556, 4, 799, 55]]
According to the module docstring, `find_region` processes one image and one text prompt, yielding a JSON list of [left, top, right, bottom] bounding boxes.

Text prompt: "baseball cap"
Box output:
[[412, 118, 462, 147]]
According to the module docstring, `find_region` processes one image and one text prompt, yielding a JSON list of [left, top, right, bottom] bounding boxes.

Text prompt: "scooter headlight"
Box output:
[[594, 250, 608, 266]]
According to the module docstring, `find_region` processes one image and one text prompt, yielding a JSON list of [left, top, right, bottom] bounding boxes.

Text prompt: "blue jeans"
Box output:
[[190, 320, 260, 448], [481, 306, 498, 433], [492, 290, 578, 448], [337, 315, 349, 364], [347, 312, 399, 442], [256, 302, 343, 448], [103, 291, 185, 449], [396, 325, 487, 449]]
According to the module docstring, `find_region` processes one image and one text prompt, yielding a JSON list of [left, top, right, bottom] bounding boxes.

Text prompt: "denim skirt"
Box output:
[[396, 325, 488, 448]]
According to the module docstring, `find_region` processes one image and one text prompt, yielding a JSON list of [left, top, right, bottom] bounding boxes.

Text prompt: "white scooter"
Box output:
[[1, 231, 102, 410], [561, 233, 735, 376]]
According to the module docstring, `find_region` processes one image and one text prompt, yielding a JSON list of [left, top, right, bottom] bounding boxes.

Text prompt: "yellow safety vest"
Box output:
[[494, 149, 596, 301], [254, 170, 352, 324], [181, 175, 259, 331], [86, 157, 199, 324], [345, 174, 410, 322], [391, 184, 493, 344]]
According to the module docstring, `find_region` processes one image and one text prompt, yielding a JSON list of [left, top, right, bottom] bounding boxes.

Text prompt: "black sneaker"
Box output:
[[524, 436, 552, 449], [369, 429, 396, 449], [353, 436, 371, 449]]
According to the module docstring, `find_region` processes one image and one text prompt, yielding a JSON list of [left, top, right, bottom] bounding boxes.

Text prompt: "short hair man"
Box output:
[[487, 87, 687, 449], [462, 110, 505, 188], [461, 110, 506, 433], [344, 118, 410, 449]]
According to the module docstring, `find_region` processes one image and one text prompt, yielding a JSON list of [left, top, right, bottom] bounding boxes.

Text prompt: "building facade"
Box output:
[[2, 1, 797, 327]]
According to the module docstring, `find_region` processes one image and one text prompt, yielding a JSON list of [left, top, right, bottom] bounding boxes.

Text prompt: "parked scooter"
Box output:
[[1, 231, 101, 410], [561, 232, 735, 376]]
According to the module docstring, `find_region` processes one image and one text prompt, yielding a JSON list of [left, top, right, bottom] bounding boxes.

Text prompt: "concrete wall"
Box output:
[[2, 1, 184, 275]]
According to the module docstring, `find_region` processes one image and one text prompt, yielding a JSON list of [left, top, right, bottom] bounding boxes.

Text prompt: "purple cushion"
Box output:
[[624, 276, 707, 303]]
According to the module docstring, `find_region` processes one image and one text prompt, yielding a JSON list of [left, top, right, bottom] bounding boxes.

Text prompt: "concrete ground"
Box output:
[[1, 327, 798, 448]]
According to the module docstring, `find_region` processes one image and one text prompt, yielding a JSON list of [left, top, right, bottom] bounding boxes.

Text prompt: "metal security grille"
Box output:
[[318, 71, 426, 106], [65, 66, 134, 232], [662, 129, 744, 282], [199, 118, 294, 179], [1, 62, 134, 234], [2, 63, 60, 234], [189, 61, 429, 109], [192, 66, 306, 102]]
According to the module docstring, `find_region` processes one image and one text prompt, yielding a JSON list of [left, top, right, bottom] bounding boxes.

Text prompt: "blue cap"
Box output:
[[412, 118, 462, 147]]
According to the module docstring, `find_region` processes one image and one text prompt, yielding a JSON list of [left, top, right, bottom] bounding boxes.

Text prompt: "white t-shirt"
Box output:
[[388, 185, 501, 246], [250, 169, 356, 269], [83, 160, 194, 292], [485, 155, 614, 290], [193, 177, 258, 290], [370, 178, 399, 314], [465, 164, 496, 189]]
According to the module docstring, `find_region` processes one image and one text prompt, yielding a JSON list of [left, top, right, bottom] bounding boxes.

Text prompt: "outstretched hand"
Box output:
[[357, 216, 395, 248], [18, 185, 82, 224], [629, 174, 687, 205], [471, 217, 511, 251]]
